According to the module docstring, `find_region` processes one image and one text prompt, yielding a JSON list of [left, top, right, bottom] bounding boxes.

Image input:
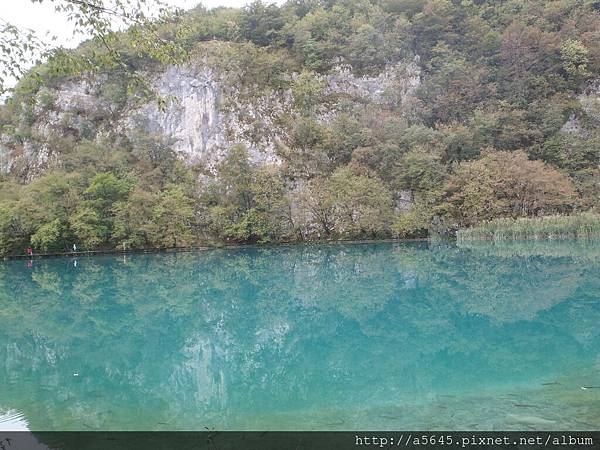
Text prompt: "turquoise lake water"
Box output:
[[0, 240, 599, 431]]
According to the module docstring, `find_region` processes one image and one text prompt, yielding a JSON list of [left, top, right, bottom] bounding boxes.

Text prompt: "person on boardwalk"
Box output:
[[73, 243, 77, 252], [26, 247, 33, 257]]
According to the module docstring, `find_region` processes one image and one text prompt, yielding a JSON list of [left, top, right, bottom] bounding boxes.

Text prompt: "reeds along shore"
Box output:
[[457, 212, 600, 241]]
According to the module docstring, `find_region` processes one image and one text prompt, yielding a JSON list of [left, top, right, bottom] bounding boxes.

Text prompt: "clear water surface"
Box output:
[[0, 240, 599, 431]]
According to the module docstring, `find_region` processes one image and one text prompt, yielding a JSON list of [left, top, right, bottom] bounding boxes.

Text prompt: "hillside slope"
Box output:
[[0, 0, 599, 254]]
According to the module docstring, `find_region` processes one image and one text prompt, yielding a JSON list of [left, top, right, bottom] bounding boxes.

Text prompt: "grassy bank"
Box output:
[[457, 212, 600, 241]]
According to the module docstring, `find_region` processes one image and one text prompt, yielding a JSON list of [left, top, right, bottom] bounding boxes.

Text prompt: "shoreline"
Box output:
[[1, 238, 432, 261]]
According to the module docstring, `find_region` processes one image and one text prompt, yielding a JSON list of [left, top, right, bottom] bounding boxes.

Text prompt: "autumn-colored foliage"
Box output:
[[446, 150, 577, 227]]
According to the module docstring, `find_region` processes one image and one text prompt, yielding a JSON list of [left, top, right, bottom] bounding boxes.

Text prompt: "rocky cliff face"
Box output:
[[129, 64, 291, 171], [0, 78, 114, 178], [0, 143, 15, 173], [561, 78, 600, 135], [0, 57, 422, 177], [126, 57, 421, 172], [325, 56, 421, 106]]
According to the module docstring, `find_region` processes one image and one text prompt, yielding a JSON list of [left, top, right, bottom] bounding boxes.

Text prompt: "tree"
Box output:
[[215, 208, 269, 243], [393, 147, 446, 193], [0, 0, 183, 94], [77, 171, 132, 246], [296, 176, 335, 238], [215, 144, 254, 211], [324, 114, 367, 169], [278, 117, 330, 178], [298, 166, 394, 239], [446, 150, 577, 227], [84, 172, 131, 212], [247, 165, 293, 242], [149, 185, 196, 247], [238, 1, 284, 47], [346, 23, 387, 73], [205, 146, 292, 243], [0, 201, 31, 256], [411, 0, 456, 60], [30, 218, 66, 252], [111, 188, 157, 248], [392, 201, 433, 238], [561, 39, 590, 79], [418, 44, 488, 124], [328, 167, 394, 238], [291, 69, 325, 114], [69, 206, 108, 249], [290, 7, 335, 72], [23, 173, 80, 223]]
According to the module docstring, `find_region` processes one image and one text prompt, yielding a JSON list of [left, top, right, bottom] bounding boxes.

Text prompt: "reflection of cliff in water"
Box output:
[[0, 241, 599, 430]]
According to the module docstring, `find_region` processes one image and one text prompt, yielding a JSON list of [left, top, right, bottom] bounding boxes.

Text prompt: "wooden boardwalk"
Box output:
[[2, 246, 211, 261], [1, 238, 430, 261]]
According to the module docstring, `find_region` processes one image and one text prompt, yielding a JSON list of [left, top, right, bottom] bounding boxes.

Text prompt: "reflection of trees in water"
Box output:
[[0, 241, 599, 429], [425, 245, 583, 323]]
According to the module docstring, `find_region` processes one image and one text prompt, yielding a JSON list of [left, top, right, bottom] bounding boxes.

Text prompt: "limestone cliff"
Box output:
[[0, 57, 422, 177]]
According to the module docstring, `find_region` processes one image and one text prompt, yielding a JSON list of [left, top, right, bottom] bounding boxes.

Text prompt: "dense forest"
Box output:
[[1, 0, 599, 255]]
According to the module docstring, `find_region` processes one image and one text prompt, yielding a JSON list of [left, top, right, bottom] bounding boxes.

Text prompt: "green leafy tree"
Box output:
[[296, 176, 336, 238], [239, 1, 284, 47], [85, 172, 131, 211], [291, 70, 326, 114], [0, 0, 184, 94], [206, 146, 292, 243], [112, 188, 157, 249], [30, 219, 66, 252], [0, 202, 31, 255], [324, 114, 368, 169], [217, 144, 255, 211], [394, 147, 446, 193], [69, 207, 108, 249], [247, 165, 293, 242], [561, 39, 590, 79], [279, 117, 330, 178], [150, 186, 196, 247], [328, 167, 394, 238], [298, 167, 394, 239], [392, 202, 432, 238]]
